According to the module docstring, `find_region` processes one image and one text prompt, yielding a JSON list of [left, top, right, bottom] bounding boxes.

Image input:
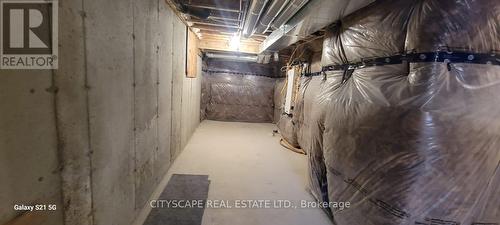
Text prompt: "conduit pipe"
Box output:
[[270, 0, 309, 29], [205, 53, 258, 62], [253, 0, 290, 34], [260, 0, 376, 52], [242, 0, 269, 38]]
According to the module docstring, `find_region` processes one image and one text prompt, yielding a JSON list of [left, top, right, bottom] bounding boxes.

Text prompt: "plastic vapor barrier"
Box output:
[[201, 72, 276, 122], [321, 0, 414, 65], [274, 78, 286, 123], [275, 0, 500, 224]]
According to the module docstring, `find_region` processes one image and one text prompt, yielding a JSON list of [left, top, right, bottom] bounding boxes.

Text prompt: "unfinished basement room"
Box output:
[[0, 0, 499, 225]]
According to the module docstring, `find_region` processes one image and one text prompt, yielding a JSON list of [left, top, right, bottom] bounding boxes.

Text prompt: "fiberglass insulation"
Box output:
[[201, 59, 280, 122], [277, 0, 500, 224], [202, 72, 276, 122]]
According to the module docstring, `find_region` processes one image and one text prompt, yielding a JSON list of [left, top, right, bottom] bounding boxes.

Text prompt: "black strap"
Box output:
[[303, 51, 499, 78]]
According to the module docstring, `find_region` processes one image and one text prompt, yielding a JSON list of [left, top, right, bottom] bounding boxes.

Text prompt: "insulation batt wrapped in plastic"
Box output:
[[276, 74, 300, 147], [202, 72, 276, 122], [310, 0, 411, 208], [303, 72, 345, 208], [321, 0, 414, 65], [277, 114, 299, 146], [276, 0, 500, 224], [273, 78, 286, 123]]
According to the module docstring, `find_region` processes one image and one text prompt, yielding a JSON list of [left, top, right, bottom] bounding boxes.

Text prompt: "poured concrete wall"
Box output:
[[181, 57, 202, 149], [170, 19, 185, 160], [0, 0, 201, 225], [0, 70, 64, 225]]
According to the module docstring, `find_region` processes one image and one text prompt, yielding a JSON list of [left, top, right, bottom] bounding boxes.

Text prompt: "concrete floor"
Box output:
[[153, 120, 332, 225]]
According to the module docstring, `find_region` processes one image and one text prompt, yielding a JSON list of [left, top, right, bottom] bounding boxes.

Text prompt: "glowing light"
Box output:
[[229, 34, 241, 51]]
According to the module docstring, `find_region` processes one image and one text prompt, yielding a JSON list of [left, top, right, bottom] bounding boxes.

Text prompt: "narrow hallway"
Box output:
[[1, 0, 498, 225], [141, 120, 331, 225]]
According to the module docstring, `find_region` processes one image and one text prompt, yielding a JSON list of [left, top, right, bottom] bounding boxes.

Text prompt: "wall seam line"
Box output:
[[155, 0, 160, 185], [132, 0, 138, 211], [52, 33, 65, 225], [81, 0, 95, 224], [169, 18, 175, 161]]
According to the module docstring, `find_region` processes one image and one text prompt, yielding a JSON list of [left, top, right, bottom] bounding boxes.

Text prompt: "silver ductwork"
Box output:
[[260, 0, 376, 52], [242, 0, 269, 38], [170, 0, 212, 20], [269, 0, 309, 30], [253, 0, 290, 34], [206, 52, 258, 62]]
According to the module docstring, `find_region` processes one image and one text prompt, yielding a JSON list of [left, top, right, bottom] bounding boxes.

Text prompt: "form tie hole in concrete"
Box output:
[[38, 177, 44, 182]]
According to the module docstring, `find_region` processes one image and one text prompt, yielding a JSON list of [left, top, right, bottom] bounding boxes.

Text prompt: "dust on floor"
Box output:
[[145, 120, 332, 225]]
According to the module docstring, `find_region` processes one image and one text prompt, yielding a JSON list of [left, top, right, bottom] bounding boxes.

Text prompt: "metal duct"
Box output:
[[171, 0, 211, 20], [242, 0, 269, 38], [253, 0, 290, 34], [260, 0, 376, 52], [206, 53, 258, 62], [185, 7, 211, 20], [269, 0, 309, 30]]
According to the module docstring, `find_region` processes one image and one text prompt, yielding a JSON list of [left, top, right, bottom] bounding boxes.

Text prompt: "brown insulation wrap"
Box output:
[[321, 0, 414, 66], [320, 63, 500, 225], [289, 0, 500, 224], [406, 0, 500, 53], [201, 72, 276, 122], [273, 78, 286, 123]]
